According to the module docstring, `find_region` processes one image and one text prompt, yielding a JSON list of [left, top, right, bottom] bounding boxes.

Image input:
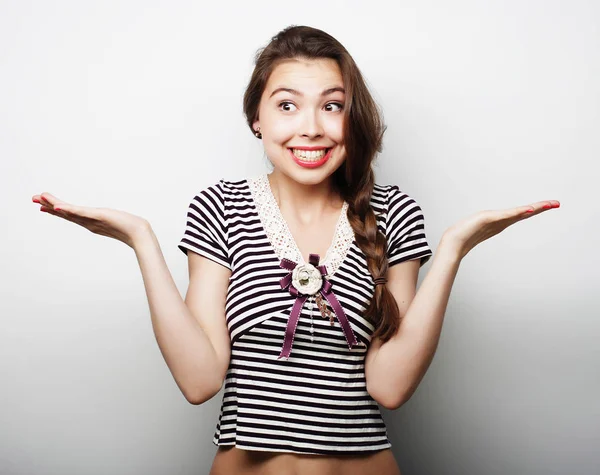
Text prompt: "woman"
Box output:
[[32, 25, 559, 475]]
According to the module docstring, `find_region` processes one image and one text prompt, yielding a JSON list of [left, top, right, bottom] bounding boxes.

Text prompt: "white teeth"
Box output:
[[291, 148, 329, 161]]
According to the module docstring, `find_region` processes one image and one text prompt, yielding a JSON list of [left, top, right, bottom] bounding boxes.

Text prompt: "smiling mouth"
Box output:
[[289, 147, 333, 161]]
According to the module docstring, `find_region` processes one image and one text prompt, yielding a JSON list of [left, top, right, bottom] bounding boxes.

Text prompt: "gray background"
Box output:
[[2, 0, 598, 474]]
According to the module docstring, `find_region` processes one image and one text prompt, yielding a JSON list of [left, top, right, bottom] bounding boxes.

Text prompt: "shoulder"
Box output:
[[370, 183, 390, 215], [190, 177, 250, 204], [373, 182, 430, 237], [373, 182, 426, 216], [196, 177, 246, 194], [376, 182, 433, 266]]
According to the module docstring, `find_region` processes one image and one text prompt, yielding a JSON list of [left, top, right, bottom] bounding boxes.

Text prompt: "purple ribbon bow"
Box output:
[[277, 253, 359, 360]]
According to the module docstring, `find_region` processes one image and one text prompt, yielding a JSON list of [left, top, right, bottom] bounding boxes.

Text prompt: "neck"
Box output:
[[267, 170, 343, 224]]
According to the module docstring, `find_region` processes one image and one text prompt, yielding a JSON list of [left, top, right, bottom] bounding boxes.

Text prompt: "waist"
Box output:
[[209, 446, 401, 475]]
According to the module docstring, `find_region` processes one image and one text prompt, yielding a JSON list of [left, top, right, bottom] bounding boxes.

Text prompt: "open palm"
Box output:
[[444, 200, 561, 260], [32, 192, 149, 249]]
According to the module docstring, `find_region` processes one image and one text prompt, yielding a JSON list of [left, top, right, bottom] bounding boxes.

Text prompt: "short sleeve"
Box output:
[[178, 180, 231, 270], [386, 185, 433, 268]]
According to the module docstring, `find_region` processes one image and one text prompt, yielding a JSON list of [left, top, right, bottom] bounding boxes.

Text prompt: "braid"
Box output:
[[346, 169, 400, 343]]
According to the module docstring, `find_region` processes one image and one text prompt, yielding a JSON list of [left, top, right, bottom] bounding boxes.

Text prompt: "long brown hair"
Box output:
[[243, 25, 400, 343]]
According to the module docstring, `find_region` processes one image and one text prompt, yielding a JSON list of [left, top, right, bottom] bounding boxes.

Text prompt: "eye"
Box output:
[[278, 101, 298, 112], [325, 102, 344, 112]]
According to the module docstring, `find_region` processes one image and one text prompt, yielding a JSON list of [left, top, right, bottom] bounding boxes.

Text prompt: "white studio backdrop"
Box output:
[[1, 1, 598, 474]]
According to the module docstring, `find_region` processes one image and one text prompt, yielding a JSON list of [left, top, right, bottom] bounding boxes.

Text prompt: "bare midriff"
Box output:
[[209, 446, 402, 475]]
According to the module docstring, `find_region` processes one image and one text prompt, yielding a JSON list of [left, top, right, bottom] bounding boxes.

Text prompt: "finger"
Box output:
[[521, 200, 561, 217], [33, 196, 91, 217], [32, 196, 50, 206], [491, 206, 532, 222], [543, 200, 561, 208], [526, 200, 559, 209], [53, 203, 99, 220], [39, 192, 61, 206], [40, 192, 75, 211], [39, 205, 77, 223], [508, 203, 552, 221]]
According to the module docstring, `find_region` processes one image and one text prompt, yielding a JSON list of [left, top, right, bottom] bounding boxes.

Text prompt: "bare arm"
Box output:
[[133, 226, 230, 405], [366, 199, 559, 409], [33, 192, 231, 406], [366, 238, 461, 409]]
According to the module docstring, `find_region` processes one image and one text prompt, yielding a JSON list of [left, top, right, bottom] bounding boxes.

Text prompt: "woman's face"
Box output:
[[253, 57, 347, 186]]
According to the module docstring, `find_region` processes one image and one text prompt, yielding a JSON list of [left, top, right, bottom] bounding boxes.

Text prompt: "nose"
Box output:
[[300, 110, 324, 139]]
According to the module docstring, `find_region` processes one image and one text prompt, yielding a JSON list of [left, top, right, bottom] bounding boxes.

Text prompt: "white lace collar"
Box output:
[[247, 174, 355, 277]]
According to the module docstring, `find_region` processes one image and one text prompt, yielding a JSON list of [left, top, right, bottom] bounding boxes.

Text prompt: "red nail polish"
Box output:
[[543, 204, 551, 209]]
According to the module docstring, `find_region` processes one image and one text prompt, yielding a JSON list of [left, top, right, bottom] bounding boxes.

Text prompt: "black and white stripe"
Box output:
[[178, 176, 432, 455]]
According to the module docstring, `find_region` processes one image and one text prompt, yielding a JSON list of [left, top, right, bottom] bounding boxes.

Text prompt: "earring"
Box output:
[[254, 126, 262, 139]]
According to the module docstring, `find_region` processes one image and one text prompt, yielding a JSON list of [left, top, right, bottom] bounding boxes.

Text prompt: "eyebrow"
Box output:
[[269, 86, 346, 98]]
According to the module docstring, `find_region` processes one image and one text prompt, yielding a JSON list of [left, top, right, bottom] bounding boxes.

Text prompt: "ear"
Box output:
[[252, 119, 259, 131]]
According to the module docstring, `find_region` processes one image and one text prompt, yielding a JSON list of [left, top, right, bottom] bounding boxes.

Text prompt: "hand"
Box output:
[[32, 192, 151, 249], [442, 200, 561, 260]]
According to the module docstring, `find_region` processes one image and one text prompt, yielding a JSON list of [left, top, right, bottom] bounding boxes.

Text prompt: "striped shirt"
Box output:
[[178, 173, 433, 455]]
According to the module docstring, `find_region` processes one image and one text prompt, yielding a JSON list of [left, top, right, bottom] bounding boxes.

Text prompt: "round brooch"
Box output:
[[291, 262, 323, 296]]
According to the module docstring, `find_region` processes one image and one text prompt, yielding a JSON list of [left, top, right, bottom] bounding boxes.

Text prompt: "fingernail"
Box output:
[[525, 209, 534, 213], [55, 207, 61, 211], [543, 204, 552, 209]]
